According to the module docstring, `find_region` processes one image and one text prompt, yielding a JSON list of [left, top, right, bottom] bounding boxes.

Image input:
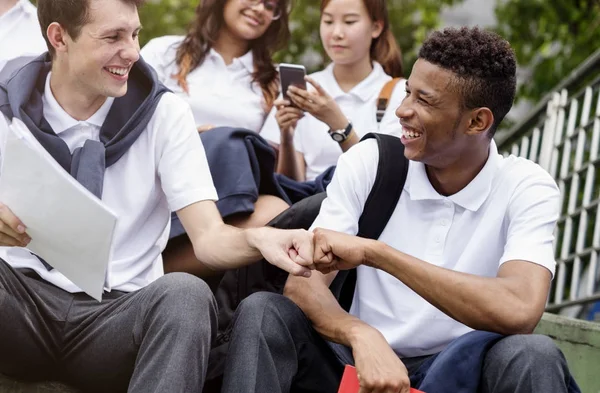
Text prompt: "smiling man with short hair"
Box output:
[[0, 0, 315, 391], [221, 26, 580, 393]]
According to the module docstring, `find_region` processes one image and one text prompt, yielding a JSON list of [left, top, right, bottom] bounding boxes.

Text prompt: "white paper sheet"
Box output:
[[0, 117, 117, 301]]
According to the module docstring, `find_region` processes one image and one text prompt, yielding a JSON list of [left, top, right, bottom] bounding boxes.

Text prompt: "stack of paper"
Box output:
[[0, 115, 117, 301]]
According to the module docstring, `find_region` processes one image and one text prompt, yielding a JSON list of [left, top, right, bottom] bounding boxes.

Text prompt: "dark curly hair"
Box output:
[[418, 26, 516, 135]]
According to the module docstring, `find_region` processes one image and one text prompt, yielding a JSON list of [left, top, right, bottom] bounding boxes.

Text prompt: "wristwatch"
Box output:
[[329, 122, 353, 143]]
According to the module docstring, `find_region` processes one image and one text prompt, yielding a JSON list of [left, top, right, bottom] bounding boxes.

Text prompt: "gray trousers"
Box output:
[[222, 292, 573, 393], [0, 259, 217, 393]]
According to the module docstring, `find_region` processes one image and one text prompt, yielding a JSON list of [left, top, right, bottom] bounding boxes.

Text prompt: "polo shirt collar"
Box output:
[[405, 140, 501, 211], [43, 72, 113, 134], [322, 61, 387, 102], [208, 48, 254, 74]]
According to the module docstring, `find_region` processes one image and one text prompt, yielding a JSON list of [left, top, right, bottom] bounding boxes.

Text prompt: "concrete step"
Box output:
[[534, 312, 600, 393]]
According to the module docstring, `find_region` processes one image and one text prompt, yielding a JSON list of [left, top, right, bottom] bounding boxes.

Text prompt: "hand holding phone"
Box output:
[[279, 63, 307, 108]]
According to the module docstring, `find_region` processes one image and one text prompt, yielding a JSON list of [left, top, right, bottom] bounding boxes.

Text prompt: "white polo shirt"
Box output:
[[0, 0, 47, 73], [141, 36, 268, 132], [260, 62, 406, 181], [311, 139, 560, 357], [0, 73, 218, 293]]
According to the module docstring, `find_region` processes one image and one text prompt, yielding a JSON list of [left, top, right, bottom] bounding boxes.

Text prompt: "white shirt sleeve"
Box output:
[[499, 165, 560, 275], [310, 139, 379, 235], [259, 105, 280, 144], [153, 93, 218, 212], [378, 79, 406, 137], [0, 113, 8, 173]]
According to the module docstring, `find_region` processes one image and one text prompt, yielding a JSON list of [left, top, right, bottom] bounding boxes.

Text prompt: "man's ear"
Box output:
[[466, 107, 494, 136], [46, 22, 69, 55]]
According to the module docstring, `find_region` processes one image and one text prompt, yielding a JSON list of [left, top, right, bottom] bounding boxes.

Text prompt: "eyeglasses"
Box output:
[[241, 0, 282, 20]]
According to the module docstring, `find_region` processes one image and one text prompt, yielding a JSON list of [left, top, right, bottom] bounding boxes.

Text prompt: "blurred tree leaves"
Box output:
[[29, 0, 600, 104], [137, 0, 461, 74], [495, 0, 600, 101]]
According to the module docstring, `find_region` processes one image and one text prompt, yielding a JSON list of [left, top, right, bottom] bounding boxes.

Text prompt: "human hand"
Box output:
[[274, 98, 304, 142], [312, 228, 372, 274], [197, 124, 215, 133], [0, 202, 31, 247], [250, 227, 315, 277], [286, 76, 348, 131], [351, 325, 411, 393]]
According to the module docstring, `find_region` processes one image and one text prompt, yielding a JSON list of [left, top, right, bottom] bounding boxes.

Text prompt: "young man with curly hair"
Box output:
[[221, 26, 579, 393]]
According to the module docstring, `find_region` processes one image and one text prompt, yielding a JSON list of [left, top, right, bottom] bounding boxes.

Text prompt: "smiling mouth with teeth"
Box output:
[[106, 67, 128, 76], [402, 128, 423, 139]]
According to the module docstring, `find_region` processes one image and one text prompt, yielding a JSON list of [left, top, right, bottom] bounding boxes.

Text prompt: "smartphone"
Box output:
[[279, 63, 307, 108]]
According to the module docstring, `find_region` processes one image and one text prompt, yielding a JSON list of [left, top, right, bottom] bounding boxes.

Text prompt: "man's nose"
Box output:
[[395, 97, 413, 120]]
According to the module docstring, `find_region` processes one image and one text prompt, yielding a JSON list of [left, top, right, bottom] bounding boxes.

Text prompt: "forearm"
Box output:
[[339, 129, 360, 153], [367, 241, 544, 334], [277, 135, 305, 181], [192, 224, 264, 270], [284, 274, 370, 346]]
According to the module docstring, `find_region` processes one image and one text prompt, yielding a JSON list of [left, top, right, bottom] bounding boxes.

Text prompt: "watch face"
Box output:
[[331, 131, 345, 142]]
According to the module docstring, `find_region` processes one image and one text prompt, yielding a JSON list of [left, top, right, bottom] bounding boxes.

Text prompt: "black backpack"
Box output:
[[206, 133, 409, 383]]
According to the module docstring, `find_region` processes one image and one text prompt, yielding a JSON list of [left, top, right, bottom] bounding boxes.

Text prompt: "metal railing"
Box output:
[[496, 49, 600, 319]]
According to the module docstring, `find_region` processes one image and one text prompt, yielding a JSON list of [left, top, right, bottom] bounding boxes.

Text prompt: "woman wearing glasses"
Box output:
[[141, 0, 292, 275], [141, 0, 288, 133]]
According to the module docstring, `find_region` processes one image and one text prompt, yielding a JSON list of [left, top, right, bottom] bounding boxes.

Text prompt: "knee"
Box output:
[[487, 334, 565, 370], [234, 292, 301, 336], [150, 273, 217, 330]]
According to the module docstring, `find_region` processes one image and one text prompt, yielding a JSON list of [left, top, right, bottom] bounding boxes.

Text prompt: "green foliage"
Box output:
[[495, 0, 600, 102], [136, 0, 461, 74], [138, 0, 196, 45]]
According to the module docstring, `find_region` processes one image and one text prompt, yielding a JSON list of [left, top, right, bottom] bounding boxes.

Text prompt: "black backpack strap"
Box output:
[[332, 132, 409, 311]]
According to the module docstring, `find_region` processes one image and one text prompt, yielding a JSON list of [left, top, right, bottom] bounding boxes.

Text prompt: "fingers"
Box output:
[[291, 229, 315, 268], [287, 86, 317, 111], [287, 86, 312, 102], [274, 97, 290, 107], [279, 250, 312, 278], [312, 227, 333, 263], [276, 112, 303, 131], [0, 203, 30, 247], [305, 76, 327, 96]]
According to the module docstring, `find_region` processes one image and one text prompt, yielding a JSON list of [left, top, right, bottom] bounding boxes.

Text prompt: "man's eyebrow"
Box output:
[[417, 89, 435, 97], [405, 82, 435, 97], [100, 25, 143, 35]]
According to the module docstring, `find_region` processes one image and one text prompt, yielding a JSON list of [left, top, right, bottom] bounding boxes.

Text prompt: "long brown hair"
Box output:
[[174, 0, 291, 110], [320, 0, 403, 78]]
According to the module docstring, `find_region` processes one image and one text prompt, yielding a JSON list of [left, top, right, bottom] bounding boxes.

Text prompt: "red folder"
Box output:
[[338, 365, 425, 393]]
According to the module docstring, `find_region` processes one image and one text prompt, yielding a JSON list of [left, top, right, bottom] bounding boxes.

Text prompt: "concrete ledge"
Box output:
[[534, 312, 600, 393]]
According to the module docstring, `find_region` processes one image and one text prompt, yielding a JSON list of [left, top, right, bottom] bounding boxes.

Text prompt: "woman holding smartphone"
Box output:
[[141, 0, 289, 133], [261, 0, 406, 182], [141, 0, 292, 274]]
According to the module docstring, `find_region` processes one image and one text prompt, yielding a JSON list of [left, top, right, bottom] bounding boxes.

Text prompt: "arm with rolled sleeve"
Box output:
[[285, 141, 412, 393], [285, 141, 380, 343], [314, 163, 561, 335], [155, 96, 315, 276]]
